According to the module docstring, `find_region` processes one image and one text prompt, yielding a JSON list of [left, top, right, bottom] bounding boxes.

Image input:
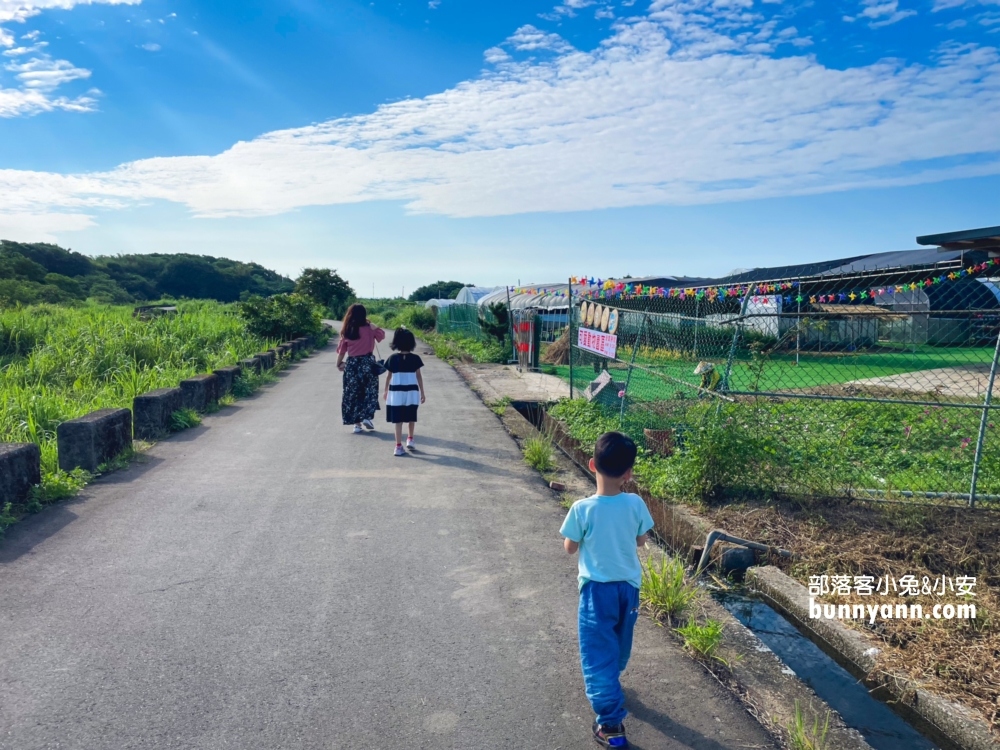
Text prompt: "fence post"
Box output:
[[506, 285, 516, 368], [721, 290, 753, 392], [969, 324, 1000, 507], [619, 305, 647, 429], [568, 279, 574, 399]]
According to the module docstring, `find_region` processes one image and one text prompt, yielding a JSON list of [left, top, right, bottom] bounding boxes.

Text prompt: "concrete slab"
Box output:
[[455, 362, 571, 403]]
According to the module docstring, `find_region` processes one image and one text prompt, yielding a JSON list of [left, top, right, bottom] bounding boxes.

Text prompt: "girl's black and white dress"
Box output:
[[385, 353, 424, 423]]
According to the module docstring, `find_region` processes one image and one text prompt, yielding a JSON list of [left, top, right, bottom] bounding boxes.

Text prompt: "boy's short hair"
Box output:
[[391, 327, 416, 352], [593, 431, 637, 478]]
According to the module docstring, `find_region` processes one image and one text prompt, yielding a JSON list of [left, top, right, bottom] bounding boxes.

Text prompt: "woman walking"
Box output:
[[336, 303, 386, 433]]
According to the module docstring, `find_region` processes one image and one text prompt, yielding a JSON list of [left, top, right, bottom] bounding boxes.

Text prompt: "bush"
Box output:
[[408, 307, 436, 331], [238, 293, 323, 340]]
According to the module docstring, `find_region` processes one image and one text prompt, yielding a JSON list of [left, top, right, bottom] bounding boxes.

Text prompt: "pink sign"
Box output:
[[577, 327, 617, 358]]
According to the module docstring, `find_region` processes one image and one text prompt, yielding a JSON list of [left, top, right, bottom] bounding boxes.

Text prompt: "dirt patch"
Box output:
[[706, 498, 1000, 732]]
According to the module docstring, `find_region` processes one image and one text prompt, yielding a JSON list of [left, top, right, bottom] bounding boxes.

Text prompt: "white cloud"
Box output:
[[854, 0, 918, 27], [141, 41, 159, 51], [2, 0, 1000, 223], [505, 24, 574, 53], [0, 1, 139, 116], [428, 0, 440, 8], [933, 0, 1000, 9]]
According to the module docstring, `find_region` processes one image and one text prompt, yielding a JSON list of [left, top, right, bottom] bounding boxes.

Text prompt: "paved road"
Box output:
[[0, 337, 775, 750]]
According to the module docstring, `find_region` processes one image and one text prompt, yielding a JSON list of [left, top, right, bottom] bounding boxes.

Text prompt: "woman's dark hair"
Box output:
[[342, 304, 368, 341], [593, 431, 637, 478], [391, 327, 416, 352]]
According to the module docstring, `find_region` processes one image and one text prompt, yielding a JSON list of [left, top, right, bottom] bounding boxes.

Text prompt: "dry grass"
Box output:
[[706, 498, 1000, 731]]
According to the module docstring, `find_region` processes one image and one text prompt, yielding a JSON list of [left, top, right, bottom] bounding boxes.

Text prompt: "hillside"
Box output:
[[0, 240, 294, 305]]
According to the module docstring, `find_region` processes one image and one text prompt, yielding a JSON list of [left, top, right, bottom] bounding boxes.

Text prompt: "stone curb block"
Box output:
[[133, 387, 183, 441], [213, 366, 241, 397], [0, 443, 42, 505], [241, 356, 262, 374], [256, 351, 275, 370], [747, 566, 998, 750], [57, 408, 132, 473], [180, 374, 219, 413]]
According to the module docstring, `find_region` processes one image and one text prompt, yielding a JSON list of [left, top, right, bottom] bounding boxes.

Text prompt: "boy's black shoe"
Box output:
[[592, 722, 628, 748]]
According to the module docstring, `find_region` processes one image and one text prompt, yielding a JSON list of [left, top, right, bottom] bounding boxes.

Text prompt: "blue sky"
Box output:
[[1, 0, 998, 295]]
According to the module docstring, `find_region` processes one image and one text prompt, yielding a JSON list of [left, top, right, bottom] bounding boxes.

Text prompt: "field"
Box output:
[[0, 302, 275, 474], [554, 344, 994, 395]]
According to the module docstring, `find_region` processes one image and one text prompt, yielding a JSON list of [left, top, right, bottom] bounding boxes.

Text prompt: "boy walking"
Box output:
[[560, 432, 655, 749]]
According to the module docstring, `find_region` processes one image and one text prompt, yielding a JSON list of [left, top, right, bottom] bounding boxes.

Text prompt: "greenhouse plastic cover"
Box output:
[[454, 286, 501, 304], [477, 282, 598, 310]]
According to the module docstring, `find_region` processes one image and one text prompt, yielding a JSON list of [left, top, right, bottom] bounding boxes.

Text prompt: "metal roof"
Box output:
[[916, 226, 1000, 250]]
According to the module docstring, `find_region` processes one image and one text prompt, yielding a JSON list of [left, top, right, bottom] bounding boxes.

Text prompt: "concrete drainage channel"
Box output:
[[507, 399, 953, 750], [712, 588, 938, 750]]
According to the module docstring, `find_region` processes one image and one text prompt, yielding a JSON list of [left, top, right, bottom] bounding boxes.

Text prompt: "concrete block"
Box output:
[[0, 443, 41, 504], [213, 366, 241, 396], [133, 387, 183, 440], [255, 351, 275, 370], [57, 408, 132, 473], [277, 344, 291, 358], [584, 370, 625, 408], [179, 373, 220, 412], [240, 356, 262, 374]]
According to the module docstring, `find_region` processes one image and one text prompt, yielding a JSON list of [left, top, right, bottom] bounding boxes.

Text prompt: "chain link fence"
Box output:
[[567, 258, 1000, 508]]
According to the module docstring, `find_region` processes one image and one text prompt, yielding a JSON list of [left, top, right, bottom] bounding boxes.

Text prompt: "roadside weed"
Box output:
[[676, 619, 725, 663], [787, 701, 831, 750], [28, 469, 91, 506], [489, 396, 512, 416], [170, 408, 202, 431], [523, 435, 556, 472], [0, 503, 16, 538], [641, 555, 699, 621]]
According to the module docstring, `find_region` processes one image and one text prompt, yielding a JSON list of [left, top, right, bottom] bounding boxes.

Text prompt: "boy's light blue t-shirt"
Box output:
[[560, 492, 655, 591]]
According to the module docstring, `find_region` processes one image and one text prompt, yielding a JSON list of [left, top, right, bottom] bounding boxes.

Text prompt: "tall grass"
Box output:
[[0, 302, 275, 472]]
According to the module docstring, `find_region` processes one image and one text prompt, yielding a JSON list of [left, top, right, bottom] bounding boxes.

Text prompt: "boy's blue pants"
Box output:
[[578, 580, 640, 727]]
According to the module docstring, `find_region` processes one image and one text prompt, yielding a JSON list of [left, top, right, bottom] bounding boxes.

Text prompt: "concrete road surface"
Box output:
[[0, 336, 775, 750]]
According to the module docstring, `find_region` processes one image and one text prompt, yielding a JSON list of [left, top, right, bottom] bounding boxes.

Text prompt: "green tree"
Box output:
[[480, 302, 510, 345], [408, 281, 469, 302], [295, 268, 355, 318]]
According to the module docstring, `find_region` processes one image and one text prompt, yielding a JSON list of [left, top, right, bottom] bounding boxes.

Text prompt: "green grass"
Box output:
[[523, 435, 556, 472], [554, 343, 994, 397], [640, 554, 699, 622], [787, 702, 831, 750], [0, 301, 276, 474], [549, 394, 1000, 502], [676, 619, 726, 663], [170, 408, 202, 431]]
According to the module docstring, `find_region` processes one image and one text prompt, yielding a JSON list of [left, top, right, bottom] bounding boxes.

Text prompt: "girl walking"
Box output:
[[382, 327, 425, 456], [336, 303, 386, 433]]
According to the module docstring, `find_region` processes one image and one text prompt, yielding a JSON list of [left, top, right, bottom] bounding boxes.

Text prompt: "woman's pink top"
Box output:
[[337, 323, 385, 357]]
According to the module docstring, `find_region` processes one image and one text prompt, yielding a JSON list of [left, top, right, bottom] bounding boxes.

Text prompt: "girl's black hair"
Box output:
[[342, 303, 368, 340], [390, 327, 416, 352]]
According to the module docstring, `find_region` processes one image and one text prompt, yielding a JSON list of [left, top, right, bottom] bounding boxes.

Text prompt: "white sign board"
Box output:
[[578, 327, 618, 359]]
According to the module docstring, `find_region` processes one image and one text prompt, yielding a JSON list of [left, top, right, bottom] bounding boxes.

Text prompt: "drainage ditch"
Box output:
[[713, 588, 939, 750], [511, 399, 946, 750]]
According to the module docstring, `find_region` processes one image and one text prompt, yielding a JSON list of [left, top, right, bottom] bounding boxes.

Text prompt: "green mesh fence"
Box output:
[[435, 304, 487, 340], [566, 258, 1000, 508]]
